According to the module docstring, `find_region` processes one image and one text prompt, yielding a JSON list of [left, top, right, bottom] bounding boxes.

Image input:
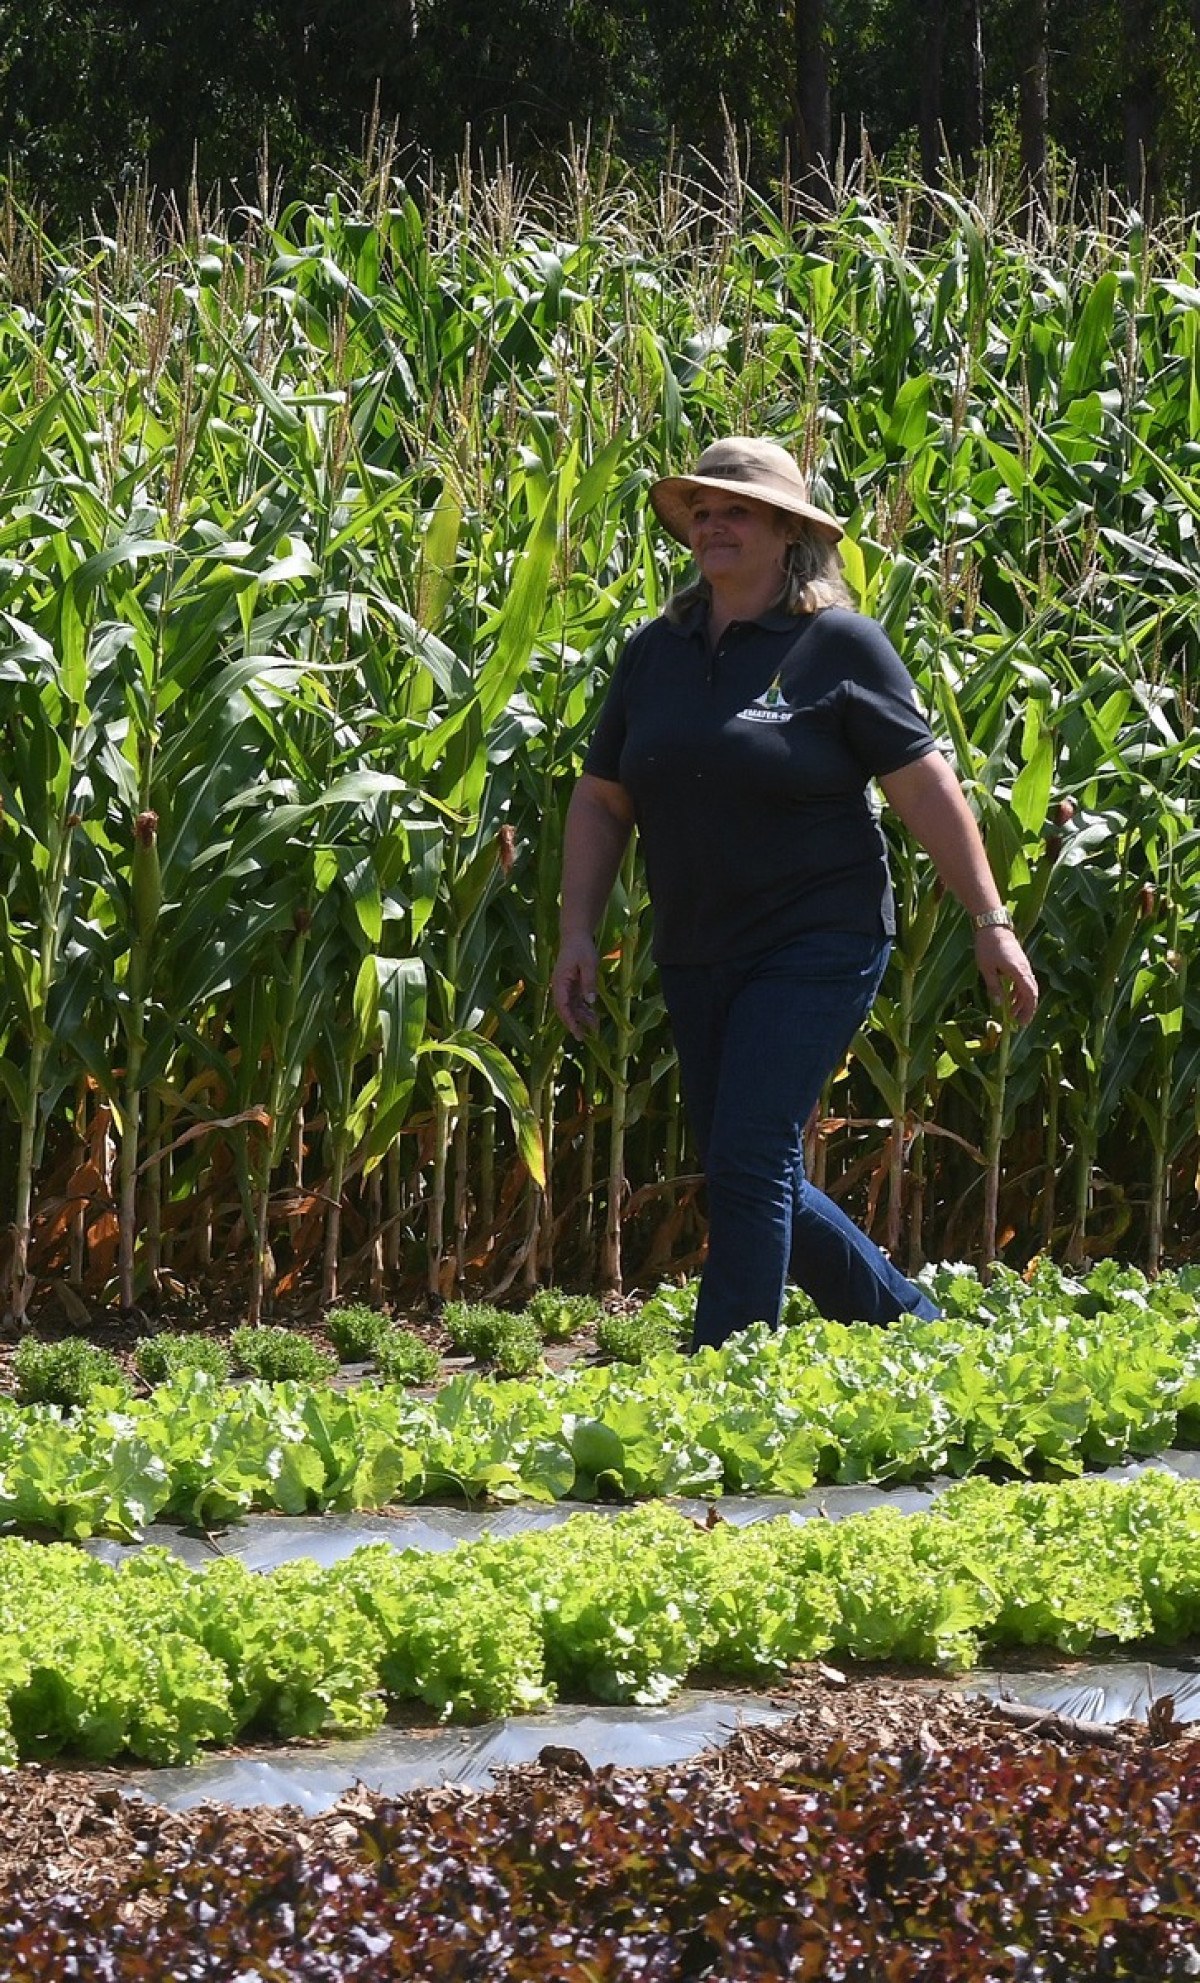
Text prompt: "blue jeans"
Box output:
[[659, 931, 939, 1352]]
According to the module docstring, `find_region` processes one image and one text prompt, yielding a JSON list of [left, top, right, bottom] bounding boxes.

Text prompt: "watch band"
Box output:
[[971, 906, 1014, 932]]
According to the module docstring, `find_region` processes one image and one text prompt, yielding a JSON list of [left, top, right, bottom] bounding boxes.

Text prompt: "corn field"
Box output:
[[1, 143, 1198, 1323]]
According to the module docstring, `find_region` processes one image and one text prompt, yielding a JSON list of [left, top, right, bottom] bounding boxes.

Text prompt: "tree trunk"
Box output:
[[919, 0, 949, 186], [1121, 0, 1161, 210], [1017, 0, 1049, 231], [793, 0, 832, 205], [963, 0, 986, 164]]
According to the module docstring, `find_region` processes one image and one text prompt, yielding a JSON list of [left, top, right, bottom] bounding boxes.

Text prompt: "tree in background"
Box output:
[[794, 0, 833, 196], [1122, 0, 1163, 202], [964, 0, 988, 159], [843, 0, 1199, 210], [1111, 0, 1200, 213], [918, 0, 951, 185], [1017, 0, 1050, 221]]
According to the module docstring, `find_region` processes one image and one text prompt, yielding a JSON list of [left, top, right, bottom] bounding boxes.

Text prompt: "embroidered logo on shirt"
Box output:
[[735, 677, 794, 724]]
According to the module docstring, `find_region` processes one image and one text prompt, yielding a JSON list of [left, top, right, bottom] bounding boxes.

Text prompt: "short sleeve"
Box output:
[[581, 641, 634, 783], [835, 614, 938, 778]]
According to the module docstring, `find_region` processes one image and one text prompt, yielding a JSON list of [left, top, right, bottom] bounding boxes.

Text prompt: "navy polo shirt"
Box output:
[[582, 603, 938, 967]]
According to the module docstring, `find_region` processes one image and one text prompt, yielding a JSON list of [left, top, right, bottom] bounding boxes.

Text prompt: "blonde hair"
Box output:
[[664, 519, 857, 624]]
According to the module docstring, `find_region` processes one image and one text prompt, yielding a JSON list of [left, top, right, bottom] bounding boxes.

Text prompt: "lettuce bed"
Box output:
[[4, 1469, 1200, 1766], [3, 1261, 1200, 1539]]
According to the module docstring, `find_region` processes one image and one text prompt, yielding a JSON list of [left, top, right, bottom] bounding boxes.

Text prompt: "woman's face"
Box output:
[[686, 490, 790, 593]]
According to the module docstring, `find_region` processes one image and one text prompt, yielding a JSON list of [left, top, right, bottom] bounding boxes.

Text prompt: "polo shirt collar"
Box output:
[[751, 606, 801, 633], [667, 599, 801, 641]]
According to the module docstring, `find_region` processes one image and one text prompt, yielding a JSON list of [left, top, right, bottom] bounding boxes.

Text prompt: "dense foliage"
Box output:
[[2, 163, 1198, 1322], [443, 1301, 544, 1373], [324, 1301, 391, 1362], [523, 1286, 602, 1341], [2, 0, 1199, 221], [370, 1325, 440, 1384], [7, 1734, 1200, 1979], [132, 1331, 232, 1385], [5, 1469, 1200, 1764], [595, 1308, 683, 1363]]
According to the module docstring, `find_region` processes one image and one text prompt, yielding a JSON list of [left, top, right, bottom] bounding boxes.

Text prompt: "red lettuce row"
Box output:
[[4, 1731, 1200, 1978]]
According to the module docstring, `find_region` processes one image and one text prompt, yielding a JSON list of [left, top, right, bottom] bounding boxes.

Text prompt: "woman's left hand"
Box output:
[[974, 925, 1039, 1024]]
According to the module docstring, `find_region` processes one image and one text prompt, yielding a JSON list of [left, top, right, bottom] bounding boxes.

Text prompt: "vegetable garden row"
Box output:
[[5, 143, 1200, 1976], [9, 1728, 1197, 1980], [2, 154, 1199, 1324], [7, 1255, 1200, 1969], [4, 1261, 1200, 1537], [6, 1469, 1200, 1766]]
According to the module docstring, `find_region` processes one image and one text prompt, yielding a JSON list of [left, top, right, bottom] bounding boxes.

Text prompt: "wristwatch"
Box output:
[[971, 907, 1015, 931]]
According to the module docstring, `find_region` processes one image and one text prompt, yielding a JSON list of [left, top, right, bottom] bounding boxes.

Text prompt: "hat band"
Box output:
[[686, 462, 812, 503]]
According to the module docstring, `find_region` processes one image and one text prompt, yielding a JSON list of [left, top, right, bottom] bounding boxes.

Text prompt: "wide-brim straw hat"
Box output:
[[650, 437, 843, 544]]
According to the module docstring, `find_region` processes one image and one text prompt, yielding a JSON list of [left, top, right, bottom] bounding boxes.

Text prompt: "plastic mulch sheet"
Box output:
[[964, 1656, 1200, 1727], [81, 1481, 945, 1573], [124, 1691, 791, 1815], [122, 1652, 1200, 1816], [86, 1458, 1200, 1573]]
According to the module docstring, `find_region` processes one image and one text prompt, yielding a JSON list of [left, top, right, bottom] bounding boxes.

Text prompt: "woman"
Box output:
[[553, 437, 1038, 1352]]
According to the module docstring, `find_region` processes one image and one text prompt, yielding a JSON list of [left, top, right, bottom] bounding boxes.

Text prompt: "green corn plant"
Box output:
[[582, 840, 664, 1292], [949, 658, 1059, 1266], [498, 436, 644, 1288], [315, 954, 427, 1305], [3, 154, 1199, 1302], [404, 440, 574, 1291], [0, 498, 128, 1320], [1121, 893, 1194, 1272]]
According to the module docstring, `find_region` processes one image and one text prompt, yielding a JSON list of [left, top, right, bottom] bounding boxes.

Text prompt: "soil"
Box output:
[[2, 1668, 1190, 1911]]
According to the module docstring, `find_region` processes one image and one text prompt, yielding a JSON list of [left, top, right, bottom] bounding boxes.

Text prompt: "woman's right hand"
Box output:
[[553, 932, 600, 1038]]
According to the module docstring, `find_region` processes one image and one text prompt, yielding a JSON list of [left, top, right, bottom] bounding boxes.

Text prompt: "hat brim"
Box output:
[[649, 471, 844, 545]]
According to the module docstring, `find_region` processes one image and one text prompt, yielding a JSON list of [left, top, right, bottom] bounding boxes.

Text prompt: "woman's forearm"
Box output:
[[879, 749, 1039, 1021], [559, 777, 635, 936], [554, 776, 636, 1037]]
